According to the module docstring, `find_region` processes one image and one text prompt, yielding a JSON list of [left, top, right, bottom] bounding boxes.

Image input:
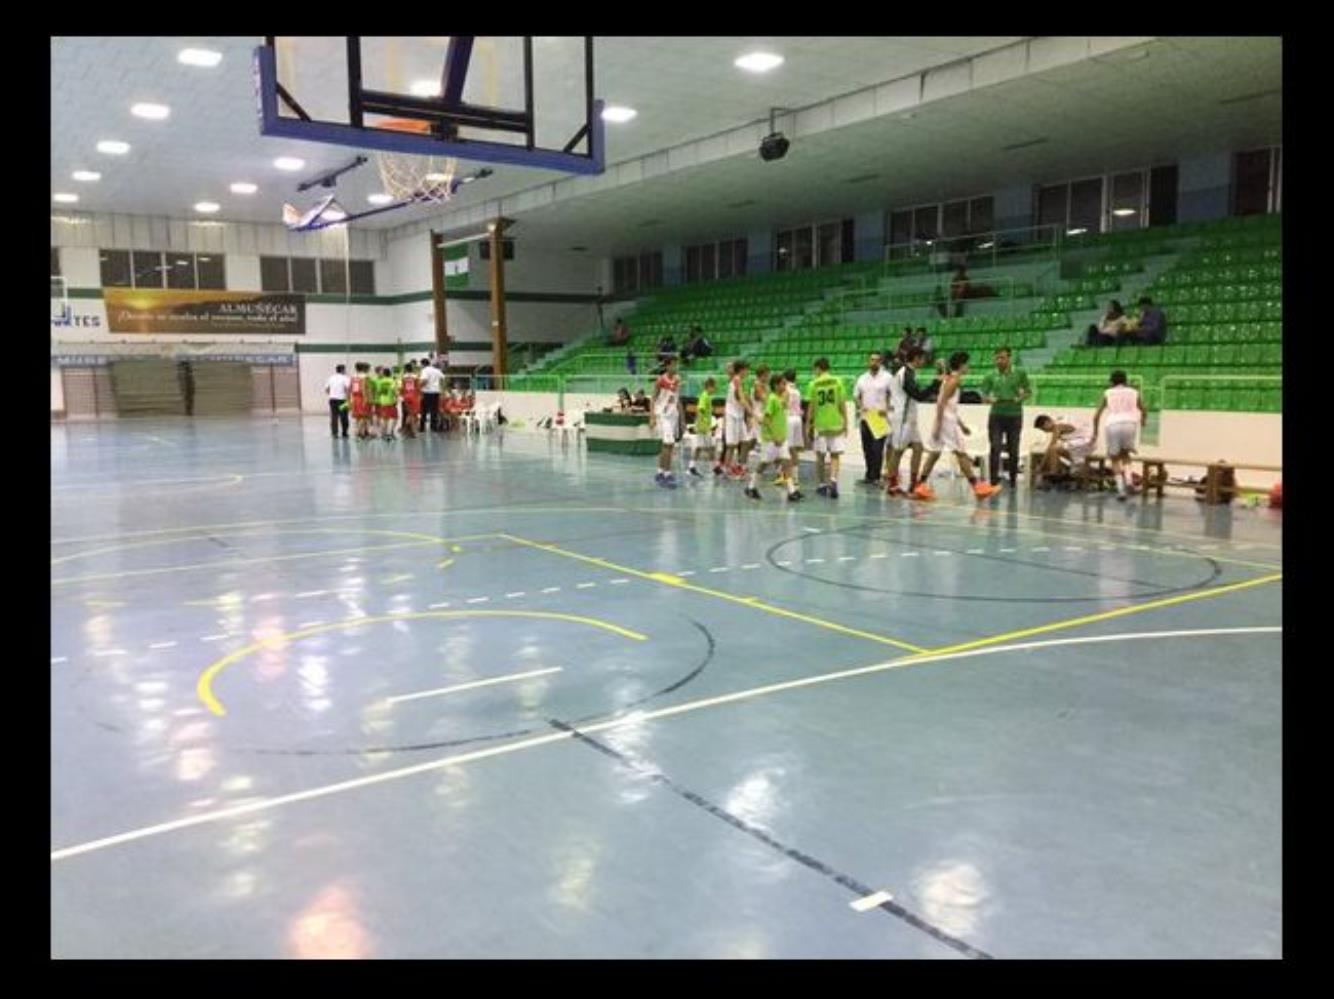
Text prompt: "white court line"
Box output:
[[295, 621, 325, 630], [428, 601, 451, 609], [505, 592, 527, 599], [148, 641, 178, 650], [199, 635, 231, 642], [50, 627, 1280, 862], [609, 579, 630, 585], [901, 552, 919, 558], [709, 567, 730, 573], [806, 558, 825, 564], [295, 590, 330, 598], [541, 587, 562, 593], [838, 556, 857, 562], [851, 890, 894, 912], [677, 571, 696, 577], [1064, 547, 1084, 552], [999, 548, 1017, 553], [966, 549, 985, 555], [742, 564, 761, 570], [575, 582, 597, 589], [386, 667, 563, 706], [776, 560, 793, 566], [803, 527, 821, 533], [50, 656, 68, 665], [465, 597, 490, 604], [1031, 546, 1051, 552], [91, 649, 127, 658], [870, 554, 888, 560], [933, 551, 951, 556]]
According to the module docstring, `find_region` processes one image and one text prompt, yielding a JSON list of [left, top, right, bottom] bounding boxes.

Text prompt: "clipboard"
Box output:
[[864, 410, 889, 439]]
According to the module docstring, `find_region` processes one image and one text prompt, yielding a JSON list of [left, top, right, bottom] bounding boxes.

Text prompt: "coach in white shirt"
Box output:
[[324, 364, 351, 438], [853, 352, 893, 484], [419, 357, 445, 431]]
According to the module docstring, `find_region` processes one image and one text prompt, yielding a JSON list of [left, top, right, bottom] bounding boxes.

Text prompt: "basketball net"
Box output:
[[375, 119, 458, 204]]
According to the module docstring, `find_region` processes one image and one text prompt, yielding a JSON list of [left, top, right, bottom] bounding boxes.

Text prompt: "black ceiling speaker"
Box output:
[[759, 107, 790, 162]]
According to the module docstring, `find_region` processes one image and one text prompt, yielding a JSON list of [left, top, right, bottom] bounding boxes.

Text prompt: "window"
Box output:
[[638, 252, 662, 290], [1108, 171, 1145, 231], [683, 246, 700, 283], [1148, 165, 1178, 227], [911, 205, 939, 242], [840, 220, 855, 265], [941, 200, 969, 239], [478, 238, 515, 261], [290, 257, 319, 293], [99, 249, 131, 287], [1233, 147, 1280, 216], [888, 210, 913, 258], [1068, 177, 1103, 233], [51, 246, 60, 277], [349, 259, 375, 295], [794, 226, 814, 269], [967, 196, 994, 233], [816, 222, 839, 267], [260, 256, 290, 292], [732, 238, 748, 276], [700, 243, 716, 281], [319, 258, 347, 295], [196, 254, 225, 289], [718, 242, 734, 280], [166, 254, 196, 289], [132, 250, 164, 288], [1036, 184, 1068, 230]]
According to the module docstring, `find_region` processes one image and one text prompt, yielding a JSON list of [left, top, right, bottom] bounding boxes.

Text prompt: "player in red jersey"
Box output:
[[399, 362, 421, 439], [349, 361, 372, 440]]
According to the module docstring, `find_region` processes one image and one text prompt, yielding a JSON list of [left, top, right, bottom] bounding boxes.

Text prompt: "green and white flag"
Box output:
[[444, 243, 470, 290]]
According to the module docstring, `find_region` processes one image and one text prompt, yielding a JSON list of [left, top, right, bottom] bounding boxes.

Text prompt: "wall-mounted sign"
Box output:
[[103, 289, 305, 336], [50, 302, 101, 329]]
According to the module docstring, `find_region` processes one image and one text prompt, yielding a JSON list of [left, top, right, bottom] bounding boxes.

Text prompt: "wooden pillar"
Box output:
[[488, 219, 512, 377], [429, 229, 449, 363]]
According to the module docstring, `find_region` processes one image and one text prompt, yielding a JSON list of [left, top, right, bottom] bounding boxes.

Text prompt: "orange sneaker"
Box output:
[[910, 482, 935, 501], [973, 480, 1002, 500]]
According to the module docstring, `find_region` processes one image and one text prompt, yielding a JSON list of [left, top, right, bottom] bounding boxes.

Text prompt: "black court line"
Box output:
[[548, 717, 994, 960]]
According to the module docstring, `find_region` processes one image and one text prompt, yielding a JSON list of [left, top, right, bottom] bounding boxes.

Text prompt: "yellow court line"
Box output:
[[909, 572, 1283, 661], [499, 533, 929, 654], [51, 540, 437, 586], [197, 609, 648, 717]]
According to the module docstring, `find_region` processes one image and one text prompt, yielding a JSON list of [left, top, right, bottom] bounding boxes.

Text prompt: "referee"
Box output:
[[979, 346, 1030, 488]]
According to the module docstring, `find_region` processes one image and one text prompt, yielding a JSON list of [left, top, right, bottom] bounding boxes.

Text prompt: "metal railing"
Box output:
[[881, 223, 1063, 275], [823, 274, 1040, 320]]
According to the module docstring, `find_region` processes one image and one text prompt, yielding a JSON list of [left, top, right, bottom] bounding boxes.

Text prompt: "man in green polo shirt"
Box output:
[[980, 346, 1030, 488]]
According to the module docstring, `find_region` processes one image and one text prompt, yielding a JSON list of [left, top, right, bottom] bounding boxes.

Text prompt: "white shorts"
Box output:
[[786, 415, 805, 449], [746, 413, 761, 442], [812, 433, 846, 455], [724, 414, 747, 446], [761, 440, 790, 463], [1066, 435, 1093, 461], [931, 417, 965, 453], [689, 427, 715, 451], [1104, 423, 1137, 457], [891, 416, 922, 450], [657, 413, 679, 444]]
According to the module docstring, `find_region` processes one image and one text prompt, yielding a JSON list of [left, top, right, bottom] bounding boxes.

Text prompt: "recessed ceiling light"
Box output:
[[178, 48, 222, 68], [194, 201, 220, 214], [735, 52, 784, 73], [131, 102, 170, 120], [230, 182, 258, 195], [97, 140, 131, 155], [367, 193, 394, 205], [601, 105, 637, 123], [71, 170, 101, 182], [189, 220, 226, 228], [409, 79, 442, 97], [1111, 208, 1137, 217], [1066, 227, 1088, 236], [273, 157, 305, 171], [52, 192, 79, 204]]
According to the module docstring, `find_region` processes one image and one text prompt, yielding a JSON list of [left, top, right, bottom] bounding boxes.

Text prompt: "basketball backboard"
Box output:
[[255, 37, 605, 176]]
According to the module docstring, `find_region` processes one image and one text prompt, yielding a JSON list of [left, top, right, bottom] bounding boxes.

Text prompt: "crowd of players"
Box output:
[[322, 358, 476, 440]]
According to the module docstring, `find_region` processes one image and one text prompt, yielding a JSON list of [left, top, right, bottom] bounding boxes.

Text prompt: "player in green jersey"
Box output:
[[805, 357, 848, 499], [687, 377, 717, 477], [745, 372, 801, 501]]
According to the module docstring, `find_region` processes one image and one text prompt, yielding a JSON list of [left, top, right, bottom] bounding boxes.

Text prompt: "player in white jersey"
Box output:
[[1091, 369, 1147, 500], [650, 356, 683, 488], [912, 351, 1002, 501], [1032, 412, 1094, 484], [719, 360, 751, 478], [745, 363, 770, 466], [782, 369, 806, 489], [884, 346, 937, 496]]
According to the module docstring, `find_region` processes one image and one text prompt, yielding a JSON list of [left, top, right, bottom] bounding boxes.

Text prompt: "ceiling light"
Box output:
[[230, 182, 258, 195], [1111, 208, 1137, 217], [178, 48, 222, 68], [367, 193, 394, 205], [409, 79, 442, 97], [71, 170, 101, 182], [601, 105, 637, 123], [194, 201, 220, 214], [52, 192, 79, 204], [97, 140, 131, 155], [735, 52, 784, 73], [199, 256, 211, 262], [131, 102, 171, 120], [976, 241, 995, 250], [1066, 227, 1088, 236], [273, 156, 305, 171], [189, 220, 226, 227]]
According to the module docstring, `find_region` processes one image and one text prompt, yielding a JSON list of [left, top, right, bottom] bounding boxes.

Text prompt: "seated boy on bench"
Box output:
[[1033, 413, 1096, 488]]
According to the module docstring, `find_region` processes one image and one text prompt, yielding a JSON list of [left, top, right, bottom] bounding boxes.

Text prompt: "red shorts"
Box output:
[[351, 399, 371, 419], [403, 397, 421, 415], [378, 404, 398, 419]]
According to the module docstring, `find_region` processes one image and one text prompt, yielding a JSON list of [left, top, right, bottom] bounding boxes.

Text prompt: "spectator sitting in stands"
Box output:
[[626, 348, 637, 376], [616, 388, 633, 411], [631, 389, 651, 413], [681, 325, 713, 364], [609, 318, 630, 346], [949, 266, 970, 317], [914, 326, 935, 363], [1087, 300, 1129, 346], [658, 335, 677, 366], [1131, 296, 1167, 345]]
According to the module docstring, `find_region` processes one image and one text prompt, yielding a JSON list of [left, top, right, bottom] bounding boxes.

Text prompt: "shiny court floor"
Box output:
[[50, 418, 1283, 959]]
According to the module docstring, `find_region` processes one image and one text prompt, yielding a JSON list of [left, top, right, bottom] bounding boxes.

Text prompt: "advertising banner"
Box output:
[[103, 289, 305, 335]]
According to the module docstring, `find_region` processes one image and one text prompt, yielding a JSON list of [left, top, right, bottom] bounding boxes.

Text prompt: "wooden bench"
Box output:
[[1028, 449, 1114, 491]]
